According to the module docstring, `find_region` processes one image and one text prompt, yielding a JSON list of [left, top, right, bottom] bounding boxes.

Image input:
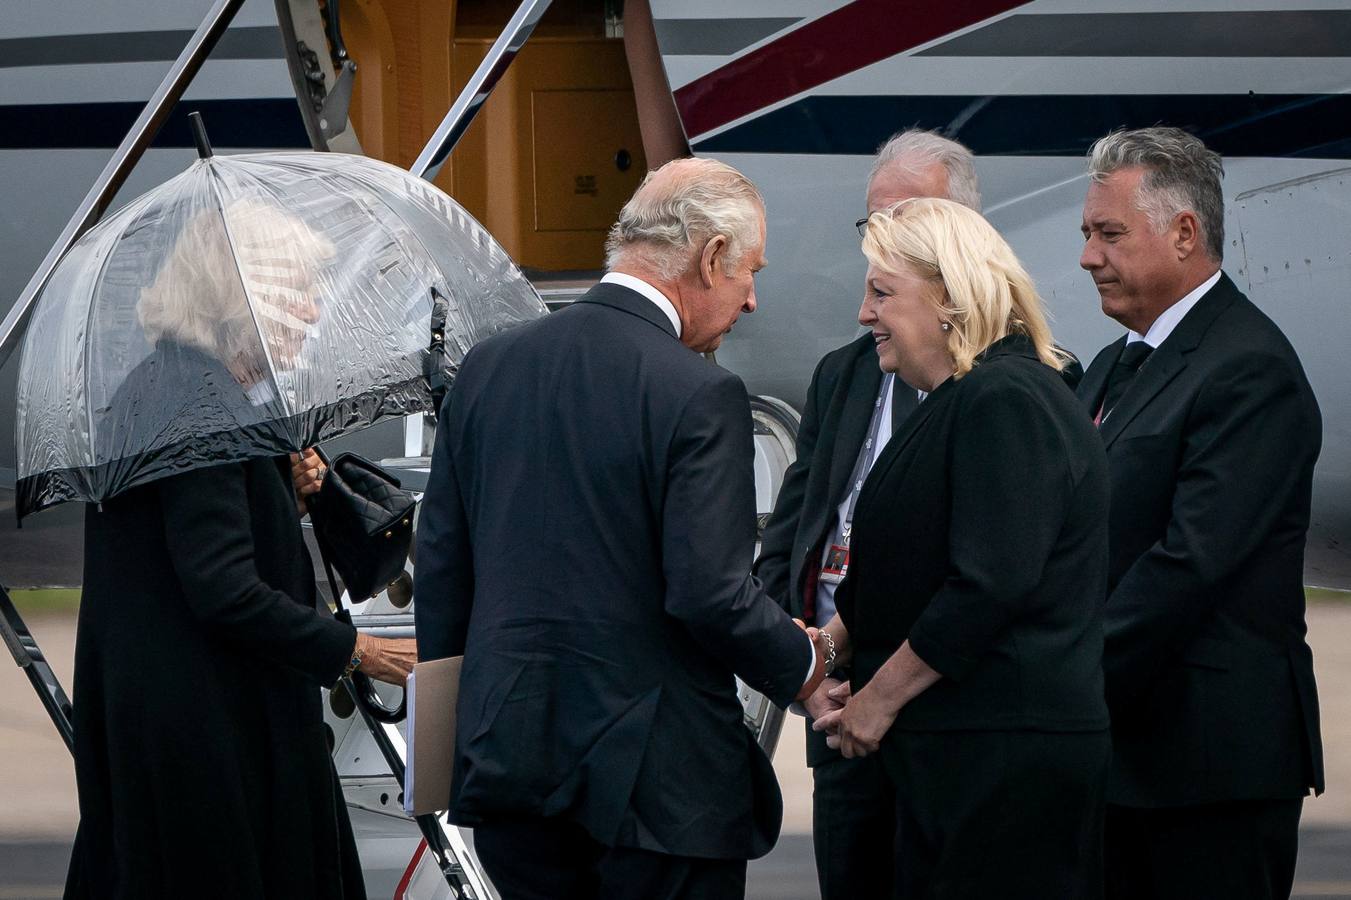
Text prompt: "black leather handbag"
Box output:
[[309, 452, 416, 603]]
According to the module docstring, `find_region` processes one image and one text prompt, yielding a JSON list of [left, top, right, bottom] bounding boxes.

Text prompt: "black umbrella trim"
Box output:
[[15, 374, 433, 520]]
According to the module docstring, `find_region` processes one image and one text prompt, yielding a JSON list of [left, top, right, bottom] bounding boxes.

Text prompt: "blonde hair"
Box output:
[[138, 199, 334, 366], [862, 198, 1067, 379]]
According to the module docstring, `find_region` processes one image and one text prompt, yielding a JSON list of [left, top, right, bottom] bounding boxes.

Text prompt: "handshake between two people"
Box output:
[[790, 617, 939, 761]]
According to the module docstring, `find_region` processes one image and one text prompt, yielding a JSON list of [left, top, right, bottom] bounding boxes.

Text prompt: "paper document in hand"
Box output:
[[403, 655, 462, 816]]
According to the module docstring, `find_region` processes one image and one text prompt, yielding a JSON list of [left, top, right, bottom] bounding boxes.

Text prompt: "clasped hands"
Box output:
[[809, 674, 901, 759], [790, 619, 902, 759]]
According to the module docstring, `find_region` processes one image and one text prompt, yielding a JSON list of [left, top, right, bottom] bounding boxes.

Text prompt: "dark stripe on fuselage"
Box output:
[[673, 0, 1030, 139], [652, 18, 803, 56], [692, 93, 1351, 159], [0, 27, 285, 68], [918, 11, 1351, 57], [0, 98, 307, 149]]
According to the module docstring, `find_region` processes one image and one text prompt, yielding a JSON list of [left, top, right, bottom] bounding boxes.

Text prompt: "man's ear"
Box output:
[[1174, 211, 1201, 260], [700, 235, 728, 289]]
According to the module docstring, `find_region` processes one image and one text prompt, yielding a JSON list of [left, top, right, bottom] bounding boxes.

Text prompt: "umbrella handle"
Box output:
[[426, 287, 452, 422], [310, 483, 408, 724], [349, 667, 406, 725]]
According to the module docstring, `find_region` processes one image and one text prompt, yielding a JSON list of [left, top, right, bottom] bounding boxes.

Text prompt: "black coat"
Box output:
[[754, 333, 915, 767], [755, 335, 1084, 624], [837, 334, 1111, 733], [414, 282, 813, 861], [755, 334, 915, 621], [1077, 273, 1324, 807], [65, 447, 361, 893]]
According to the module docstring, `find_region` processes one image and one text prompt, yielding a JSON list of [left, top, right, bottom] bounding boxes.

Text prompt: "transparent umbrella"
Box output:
[[15, 145, 546, 519]]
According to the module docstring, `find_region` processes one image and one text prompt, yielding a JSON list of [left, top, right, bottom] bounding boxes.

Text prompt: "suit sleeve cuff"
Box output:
[[317, 618, 360, 688], [907, 625, 975, 683], [784, 634, 818, 715]]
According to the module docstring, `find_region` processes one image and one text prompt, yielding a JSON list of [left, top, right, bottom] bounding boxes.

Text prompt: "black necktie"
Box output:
[[1101, 342, 1153, 420]]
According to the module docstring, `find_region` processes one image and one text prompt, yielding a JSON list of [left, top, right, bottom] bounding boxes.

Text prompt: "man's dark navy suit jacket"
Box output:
[[415, 281, 811, 860]]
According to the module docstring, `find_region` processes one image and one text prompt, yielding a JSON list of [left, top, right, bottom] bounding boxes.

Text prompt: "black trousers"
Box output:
[[1104, 799, 1303, 900], [811, 742, 895, 900], [473, 818, 747, 900], [881, 729, 1111, 900]]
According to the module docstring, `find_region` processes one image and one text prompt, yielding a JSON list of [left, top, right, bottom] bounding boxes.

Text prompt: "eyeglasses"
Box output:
[[855, 216, 869, 237]]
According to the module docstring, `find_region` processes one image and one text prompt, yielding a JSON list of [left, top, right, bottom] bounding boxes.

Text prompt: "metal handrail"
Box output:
[[0, 586, 74, 753], [1, 0, 248, 768], [0, 3, 547, 893], [409, 0, 554, 182], [0, 0, 247, 372]]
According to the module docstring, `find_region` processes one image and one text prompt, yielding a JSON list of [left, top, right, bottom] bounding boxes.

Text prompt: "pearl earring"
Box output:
[[940, 322, 952, 332]]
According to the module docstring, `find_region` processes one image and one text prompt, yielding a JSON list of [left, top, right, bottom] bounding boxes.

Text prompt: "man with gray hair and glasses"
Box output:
[[1077, 126, 1323, 899], [415, 156, 825, 900], [756, 128, 987, 900]]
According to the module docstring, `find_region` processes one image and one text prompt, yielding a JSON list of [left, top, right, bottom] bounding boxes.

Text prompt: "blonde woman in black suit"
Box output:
[[810, 198, 1112, 899]]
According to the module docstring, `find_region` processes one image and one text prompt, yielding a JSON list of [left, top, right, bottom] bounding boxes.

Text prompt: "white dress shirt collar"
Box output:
[[600, 272, 682, 338], [1127, 269, 1222, 348]]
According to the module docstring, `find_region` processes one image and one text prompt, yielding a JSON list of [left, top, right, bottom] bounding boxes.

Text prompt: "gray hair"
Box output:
[[870, 129, 981, 212], [604, 157, 764, 280], [1088, 126, 1225, 261]]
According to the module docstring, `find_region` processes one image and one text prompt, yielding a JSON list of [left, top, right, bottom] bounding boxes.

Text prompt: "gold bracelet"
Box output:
[[343, 643, 365, 678]]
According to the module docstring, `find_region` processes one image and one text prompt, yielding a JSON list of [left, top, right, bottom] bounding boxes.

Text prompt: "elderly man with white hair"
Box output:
[[414, 157, 826, 900]]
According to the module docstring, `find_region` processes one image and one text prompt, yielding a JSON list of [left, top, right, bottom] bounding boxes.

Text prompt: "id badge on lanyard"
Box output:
[[819, 525, 851, 584], [818, 373, 893, 588]]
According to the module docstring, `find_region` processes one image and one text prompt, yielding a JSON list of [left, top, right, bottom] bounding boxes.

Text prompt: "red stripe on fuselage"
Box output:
[[672, 0, 1030, 141]]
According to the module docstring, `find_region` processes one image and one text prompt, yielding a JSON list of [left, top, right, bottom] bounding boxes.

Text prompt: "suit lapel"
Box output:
[[1097, 346, 1185, 447], [825, 344, 884, 506], [892, 378, 919, 425], [1078, 335, 1125, 420], [858, 376, 947, 502], [1096, 273, 1240, 448]]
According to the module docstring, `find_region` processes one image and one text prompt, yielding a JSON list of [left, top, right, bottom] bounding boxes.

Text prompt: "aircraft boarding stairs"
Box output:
[[318, 382, 804, 898], [0, 0, 804, 893], [0, 383, 802, 900]]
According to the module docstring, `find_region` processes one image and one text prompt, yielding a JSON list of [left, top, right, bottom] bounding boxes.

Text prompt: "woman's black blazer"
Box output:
[[836, 334, 1111, 733]]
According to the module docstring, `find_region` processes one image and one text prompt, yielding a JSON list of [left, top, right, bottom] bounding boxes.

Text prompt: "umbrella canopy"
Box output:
[[15, 151, 547, 518]]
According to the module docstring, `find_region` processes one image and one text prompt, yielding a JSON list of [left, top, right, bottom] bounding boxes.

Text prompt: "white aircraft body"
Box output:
[[651, 0, 1351, 590], [2, 0, 1349, 895]]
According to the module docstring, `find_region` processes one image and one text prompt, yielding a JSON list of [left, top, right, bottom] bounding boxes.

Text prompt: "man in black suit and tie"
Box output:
[[1077, 126, 1323, 899], [414, 157, 825, 900], [753, 128, 982, 900]]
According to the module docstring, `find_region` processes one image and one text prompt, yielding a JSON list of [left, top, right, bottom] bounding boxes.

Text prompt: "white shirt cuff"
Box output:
[[802, 632, 816, 686]]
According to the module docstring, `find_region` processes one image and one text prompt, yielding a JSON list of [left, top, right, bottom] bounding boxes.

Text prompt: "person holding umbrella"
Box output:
[[12, 133, 547, 897], [62, 199, 415, 899]]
